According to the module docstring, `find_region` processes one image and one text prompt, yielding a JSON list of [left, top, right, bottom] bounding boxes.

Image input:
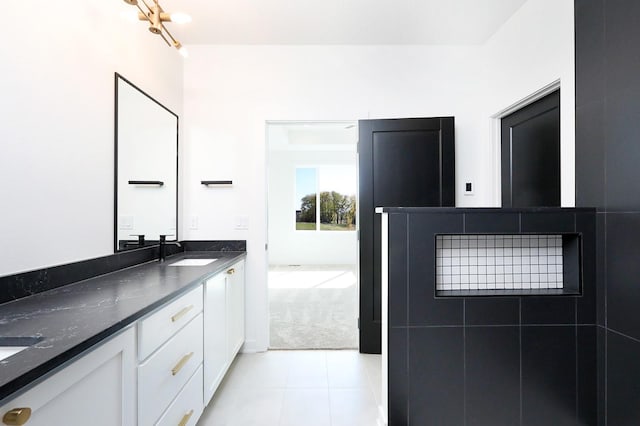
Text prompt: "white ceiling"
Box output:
[[268, 122, 358, 151], [158, 0, 528, 45]]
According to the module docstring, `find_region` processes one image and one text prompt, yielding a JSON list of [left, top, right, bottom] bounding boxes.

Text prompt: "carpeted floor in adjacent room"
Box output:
[[268, 265, 358, 350]]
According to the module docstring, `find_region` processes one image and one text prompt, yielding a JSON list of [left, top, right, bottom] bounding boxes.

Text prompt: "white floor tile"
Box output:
[[223, 352, 290, 390], [329, 388, 379, 426], [280, 388, 331, 426], [197, 350, 381, 426], [284, 351, 328, 388], [326, 350, 370, 388]]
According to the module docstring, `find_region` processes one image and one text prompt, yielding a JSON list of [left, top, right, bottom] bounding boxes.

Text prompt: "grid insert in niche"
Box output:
[[435, 234, 563, 291]]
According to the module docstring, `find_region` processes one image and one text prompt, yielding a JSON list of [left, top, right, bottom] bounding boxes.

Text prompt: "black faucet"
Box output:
[[158, 235, 182, 262]]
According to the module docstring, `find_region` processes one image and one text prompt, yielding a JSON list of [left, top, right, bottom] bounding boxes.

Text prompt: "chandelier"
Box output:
[[122, 0, 191, 57]]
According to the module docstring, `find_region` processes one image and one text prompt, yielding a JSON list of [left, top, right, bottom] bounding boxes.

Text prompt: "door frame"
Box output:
[[264, 120, 360, 350], [490, 79, 561, 206]]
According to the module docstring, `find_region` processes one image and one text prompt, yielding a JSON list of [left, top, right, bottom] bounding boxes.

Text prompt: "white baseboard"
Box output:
[[239, 339, 263, 353]]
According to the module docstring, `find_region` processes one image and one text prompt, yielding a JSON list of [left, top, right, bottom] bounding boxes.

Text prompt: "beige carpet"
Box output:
[[269, 265, 358, 350]]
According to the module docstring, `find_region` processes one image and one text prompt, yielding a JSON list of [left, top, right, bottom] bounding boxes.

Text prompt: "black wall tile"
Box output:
[[521, 297, 576, 325], [466, 327, 520, 426], [522, 326, 577, 426], [606, 213, 640, 340], [520, 212, 575, 233], [604, 0, 640, 95], [465, 298, 520, 326], [575, 0, 605, 106], [388, 214, 408, 327], [577, 213, 597, 324], [575, 102, 606, 209], [388, 328, 409, 425], [408, 214, 464, 326], [607, 331, 640, 426], [464, 212, 519, 233], [596, 214, 606, 327], [597, 327, 607, 426], [577, 326, 598, 425], [604, 85, 640, 211], [409, 327, 464, 425]]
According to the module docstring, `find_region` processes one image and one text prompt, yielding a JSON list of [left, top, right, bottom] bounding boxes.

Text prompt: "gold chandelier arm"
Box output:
[[139, 0, 153, 14], [161, 22, 178, 45], [159, 31, 172, 46], [135, 3, 150, 21]]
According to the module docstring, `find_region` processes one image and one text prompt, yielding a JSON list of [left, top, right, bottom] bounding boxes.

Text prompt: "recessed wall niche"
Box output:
[[435, 234, 581, 297]]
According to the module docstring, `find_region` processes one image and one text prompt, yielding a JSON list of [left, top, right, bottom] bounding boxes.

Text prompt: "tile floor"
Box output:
[[197, 350, 381, 426]]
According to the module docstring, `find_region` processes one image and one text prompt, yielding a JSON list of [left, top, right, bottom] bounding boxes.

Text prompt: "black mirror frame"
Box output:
[[114, 72, 179, 252]]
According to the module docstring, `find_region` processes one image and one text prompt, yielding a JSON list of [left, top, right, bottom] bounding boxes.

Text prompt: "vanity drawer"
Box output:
[[138, 313, 204, 426], [156, 365, 204, 426], [138, 285, 203, 361]]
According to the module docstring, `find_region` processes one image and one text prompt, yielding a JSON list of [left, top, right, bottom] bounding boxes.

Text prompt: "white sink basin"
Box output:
[[0, 337, 42, 361], [0, 346, 28, 362], [168, 258, 218, 267]]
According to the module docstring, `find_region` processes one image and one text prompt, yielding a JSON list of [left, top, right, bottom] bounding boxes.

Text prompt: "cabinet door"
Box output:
[[0, 327, 135, 426], [203, 273, 227, 404], [226, 260, 245, 360]]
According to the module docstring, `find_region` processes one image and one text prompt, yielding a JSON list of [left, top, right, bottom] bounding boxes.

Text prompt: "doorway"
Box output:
[[266, 121, 359, 350], [501, 89, 561, 207]]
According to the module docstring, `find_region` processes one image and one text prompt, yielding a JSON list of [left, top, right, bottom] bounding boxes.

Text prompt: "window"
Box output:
[[295, 166, 356, 231]]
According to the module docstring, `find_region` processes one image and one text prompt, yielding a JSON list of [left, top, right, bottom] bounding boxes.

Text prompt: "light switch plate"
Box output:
[[464, 182, 474, 195], [235, 215, 249, 230]]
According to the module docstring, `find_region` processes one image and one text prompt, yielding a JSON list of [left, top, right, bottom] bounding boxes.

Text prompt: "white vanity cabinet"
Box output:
[[0, 327, 136, 426], [204, 259, 245, 404], [226, 260, 245, 360], [0, 256, 246, 426], [204, 272, 228, 403], [137, 285, 204, 426]]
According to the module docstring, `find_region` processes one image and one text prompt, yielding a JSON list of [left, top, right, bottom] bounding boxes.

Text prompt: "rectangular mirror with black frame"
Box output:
[[114, 73, 178, 252]]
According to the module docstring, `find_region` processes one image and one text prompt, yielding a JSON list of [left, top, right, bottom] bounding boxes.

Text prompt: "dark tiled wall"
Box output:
[[574, 0, 640, 426], [575, 0, 640, 424], [387, 209, 597, 425]]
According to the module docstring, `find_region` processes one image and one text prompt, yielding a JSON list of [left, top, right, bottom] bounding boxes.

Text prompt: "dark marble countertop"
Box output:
[[0, 251, 246, 404]]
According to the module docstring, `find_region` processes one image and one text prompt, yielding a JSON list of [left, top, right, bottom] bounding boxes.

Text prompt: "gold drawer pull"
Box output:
[[178, 409, 194, 426], [3, 408, 32, 425], [171, 352, 194, 376], [227, 268, 235, 275], [171, 305, 194, 323]]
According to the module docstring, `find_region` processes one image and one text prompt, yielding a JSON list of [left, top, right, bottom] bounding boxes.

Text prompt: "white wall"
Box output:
[[481, 0, 575, 207], [268, 149, 357, 265], [182, 0, 573, 352], [182, 45, 484, 351], [0, 2, 184, 276]]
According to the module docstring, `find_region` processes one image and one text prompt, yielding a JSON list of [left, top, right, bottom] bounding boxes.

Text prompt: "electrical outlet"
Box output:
[[189, 216, 199, 230], [119, 216, 134, 230]]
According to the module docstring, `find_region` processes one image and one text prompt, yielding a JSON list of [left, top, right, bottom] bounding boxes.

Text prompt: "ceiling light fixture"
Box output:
[[122, 0, 190, 57]]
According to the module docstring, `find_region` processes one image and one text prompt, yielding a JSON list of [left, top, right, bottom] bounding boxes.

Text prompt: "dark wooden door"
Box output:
[[358, 117, 455, 354], [501, 90, 560, 207]]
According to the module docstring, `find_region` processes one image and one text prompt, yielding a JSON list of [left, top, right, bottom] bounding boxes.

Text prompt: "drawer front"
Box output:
[[139, 285, 203, 361], [156, 365, 204, 426], [139, 314, 204, 426]]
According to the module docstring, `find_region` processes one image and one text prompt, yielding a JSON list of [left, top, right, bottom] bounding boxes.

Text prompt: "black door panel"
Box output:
[[502, 90, 561, 207], [359, 117, 455, 354]]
